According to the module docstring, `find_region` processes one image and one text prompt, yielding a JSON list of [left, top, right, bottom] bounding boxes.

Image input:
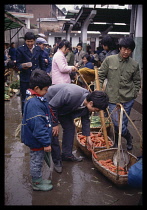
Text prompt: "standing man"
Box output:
[[16, 32, 42, 114], [66, 47, 75, 82], [98, 37, 141, 150], [74, 43, 86, 68], [45, 84, 109, 173], [36, 37, 52, 75], [98, 35, 118, 64]]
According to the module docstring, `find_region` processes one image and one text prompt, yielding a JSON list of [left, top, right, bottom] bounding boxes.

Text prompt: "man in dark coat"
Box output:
[[36, 37, 52, 74], [45, 83, 109, 173], [16, 32, 42, 114]]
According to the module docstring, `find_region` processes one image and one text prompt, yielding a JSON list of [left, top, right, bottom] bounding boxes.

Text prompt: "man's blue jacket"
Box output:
[[16, 43, 42, 82], [40, 50, 52, 73], [21, 89, 52, 149]]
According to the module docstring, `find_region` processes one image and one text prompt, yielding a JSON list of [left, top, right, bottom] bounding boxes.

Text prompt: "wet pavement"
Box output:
[[4, 93, 142, 206]]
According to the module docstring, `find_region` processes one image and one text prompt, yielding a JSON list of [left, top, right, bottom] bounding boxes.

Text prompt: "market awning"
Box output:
[[63, 7, 131, 33], [5, 11, 26, 31]]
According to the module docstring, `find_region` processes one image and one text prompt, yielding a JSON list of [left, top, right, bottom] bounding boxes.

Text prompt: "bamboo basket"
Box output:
[[92, 148, 137, 186], [76, 132, 114, 158]]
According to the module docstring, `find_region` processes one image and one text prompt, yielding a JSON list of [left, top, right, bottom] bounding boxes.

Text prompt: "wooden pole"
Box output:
[[77, 71, 92, 92], [94, 66, 109, 149]]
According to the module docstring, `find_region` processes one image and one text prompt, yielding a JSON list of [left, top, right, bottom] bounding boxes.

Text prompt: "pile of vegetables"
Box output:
[[77, 132, 113, 147], [90, 115, 110, 128], [98, 159, 128, 175], [10, 80, 20, 89]]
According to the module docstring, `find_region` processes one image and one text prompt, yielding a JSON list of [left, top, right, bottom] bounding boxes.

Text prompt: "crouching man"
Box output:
[[45, 83, 109, 173]]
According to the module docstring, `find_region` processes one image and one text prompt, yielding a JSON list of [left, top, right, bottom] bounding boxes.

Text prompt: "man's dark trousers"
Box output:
[[51, 108, 89, 164], [20, 81, 30, 115]]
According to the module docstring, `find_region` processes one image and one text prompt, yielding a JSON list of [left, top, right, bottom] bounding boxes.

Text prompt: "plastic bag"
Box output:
[[44, 152, 54, 180]]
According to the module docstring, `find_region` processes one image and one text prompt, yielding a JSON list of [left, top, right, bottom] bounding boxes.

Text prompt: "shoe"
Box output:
[[32, 177, 53, 191], [122, 130, 133, 151], [41, 179, 52, 184], [62, 154, 83, 162], [54, 161, 62, 173]]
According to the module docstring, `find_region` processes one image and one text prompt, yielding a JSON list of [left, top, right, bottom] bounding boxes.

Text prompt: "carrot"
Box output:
[[92, 151, 98, 159], [97, 132, 102, 137], [98, 159, 128, 175], [79, 136, 85, 140], [119, 167, 124, 171], [105, 159, 112, 163], [99, 141, 102, 147]]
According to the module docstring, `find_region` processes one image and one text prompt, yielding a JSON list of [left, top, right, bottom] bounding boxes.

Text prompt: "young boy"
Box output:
[[21, 69, 53, 191]]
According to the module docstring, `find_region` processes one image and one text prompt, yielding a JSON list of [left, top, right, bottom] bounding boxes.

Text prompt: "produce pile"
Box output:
[[77, 132, 113, 147], [98, 159, 128, 175], [90, 115, 110, 128]]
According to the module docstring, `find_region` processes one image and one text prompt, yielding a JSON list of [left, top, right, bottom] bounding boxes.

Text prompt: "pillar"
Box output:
[[133, 5, 143, 72], [66, 24, 73, 42], [81, 10, 97, 52]]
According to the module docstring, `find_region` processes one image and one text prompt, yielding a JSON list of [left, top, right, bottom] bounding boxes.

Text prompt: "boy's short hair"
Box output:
[[24, 32, 36, 41], [29, 69, 52, 90], [119, 37, 135, 52], [86, 90, 109, 110]]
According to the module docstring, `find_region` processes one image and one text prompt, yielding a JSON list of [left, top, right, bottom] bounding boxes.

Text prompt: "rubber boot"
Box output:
[[113, 132, 118, 148], [123, 130, 133, 150], [32, 177, 53, 191]]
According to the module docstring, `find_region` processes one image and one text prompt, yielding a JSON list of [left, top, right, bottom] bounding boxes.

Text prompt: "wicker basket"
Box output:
[[76, 132, 114, 158], [92, 148, 137, 186]]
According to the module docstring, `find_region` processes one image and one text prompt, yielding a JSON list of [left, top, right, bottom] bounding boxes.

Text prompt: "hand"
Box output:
[[86, 136, 93, 151], [72, 66, 78, 72], [45, 59, 48, 63], [52, 125, 59, 136], [22, 66, 29, 70], [44, 145, 51, 152]]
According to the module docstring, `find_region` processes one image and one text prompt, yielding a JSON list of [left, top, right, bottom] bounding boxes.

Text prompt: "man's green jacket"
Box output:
[[98, 53, 141, 103]]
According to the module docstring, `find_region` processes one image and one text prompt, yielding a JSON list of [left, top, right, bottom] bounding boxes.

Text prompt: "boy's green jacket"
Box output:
[[98, 53, 141, 103]]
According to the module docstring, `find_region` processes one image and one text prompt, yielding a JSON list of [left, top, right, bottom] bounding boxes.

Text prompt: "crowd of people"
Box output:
[[4, 32, 142, 192]]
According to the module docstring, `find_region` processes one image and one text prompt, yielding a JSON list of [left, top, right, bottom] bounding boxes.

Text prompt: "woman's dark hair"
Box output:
[[86, 90, 109, 110], [101, 35, 116, 50], [82, 53, 91, 62], [24, 32, 36, 41], [58, 39, 71, 50], [118, 37, 135, 52], [29, 69, 52, 90]]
